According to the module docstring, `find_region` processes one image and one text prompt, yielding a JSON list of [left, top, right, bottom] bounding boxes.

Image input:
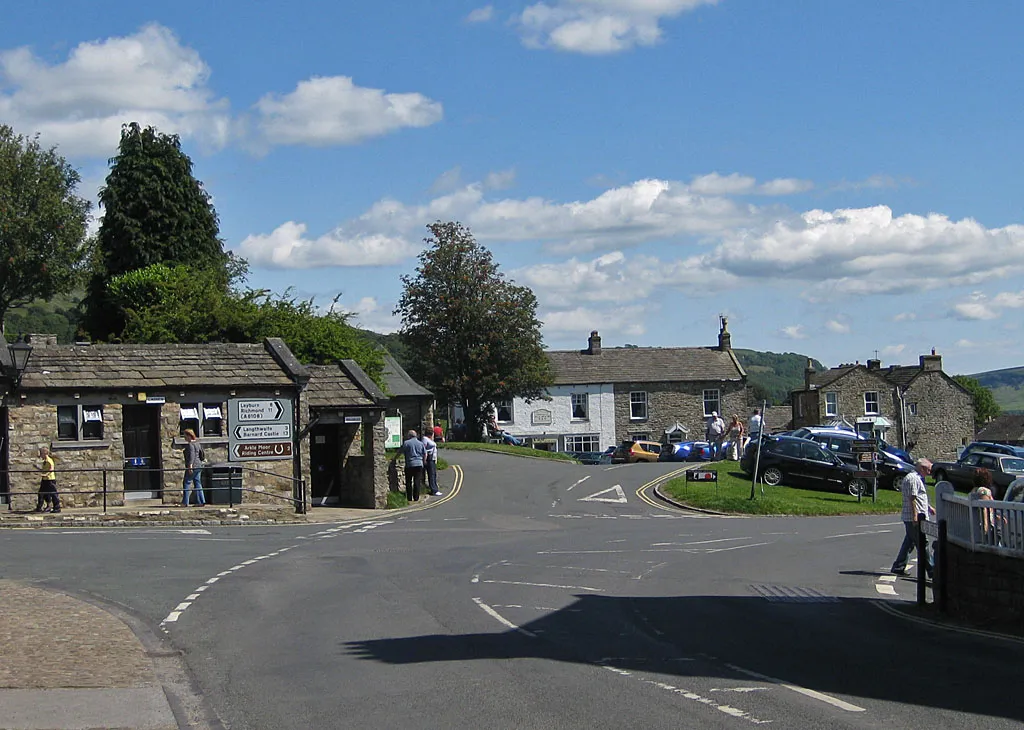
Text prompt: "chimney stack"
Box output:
[[804, 358, 816, 389], [587, 330, 602, 355], [867, 359, 881, 371], [718, 315, 732, 351], [920, 348, 942, 372]]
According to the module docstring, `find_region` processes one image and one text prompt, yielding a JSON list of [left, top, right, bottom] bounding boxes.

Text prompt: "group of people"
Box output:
[[398, 428, 443, 502], [705, 409, 762, 461]]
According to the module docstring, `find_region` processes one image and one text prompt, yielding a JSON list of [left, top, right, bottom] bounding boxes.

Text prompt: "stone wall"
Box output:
[[904, 373, 974, 462], [944, 542, 1024, 630], [613, 381, 748, 444], [817, 369, 898, 429]]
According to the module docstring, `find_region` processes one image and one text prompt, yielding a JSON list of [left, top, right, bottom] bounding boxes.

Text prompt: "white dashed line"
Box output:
[[875, 584, 897, 596], [472, 597, 537, 637], [483, 579, 605, 592], [726, 664, 866, 713]]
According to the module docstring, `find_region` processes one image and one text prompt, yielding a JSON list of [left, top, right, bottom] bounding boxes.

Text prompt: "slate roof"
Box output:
[[381, 352, 432, 398], [808, 366, 856, 388], [305, 361, 385, 408], [976, 414, 1024, 444], [546, 346, 745, 386], [883, 366, 920, 386], [764, 405, 792, 432], [19, 339, 307, 390]]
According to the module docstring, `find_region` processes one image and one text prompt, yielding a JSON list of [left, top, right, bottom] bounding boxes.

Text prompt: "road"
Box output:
[[2, 451, 1021, 728]]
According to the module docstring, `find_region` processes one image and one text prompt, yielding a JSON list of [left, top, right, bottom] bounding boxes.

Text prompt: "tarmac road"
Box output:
[[2, 450, 1022, 729]]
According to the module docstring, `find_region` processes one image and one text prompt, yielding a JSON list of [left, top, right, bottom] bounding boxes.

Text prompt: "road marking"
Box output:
[[875, 584, 897, 596], [538, 549, 627, 554], [483, 579, 604, 592], [823, 529, 892, 540], [579, 485, 628, 503], [567, 475, 591, 491], [879, 575, 897, 583], [710, 687, 768, 694], [174, 602, 191, 612], [726, 664, 866, 713], [874, 601, 1024, 646], [472, 597, 536, 637], [678, 537, 751, 546], [707, 541, 772, 554]]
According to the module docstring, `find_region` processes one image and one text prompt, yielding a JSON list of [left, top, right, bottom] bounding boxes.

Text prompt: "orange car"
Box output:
[[611, 440, 662, 463]]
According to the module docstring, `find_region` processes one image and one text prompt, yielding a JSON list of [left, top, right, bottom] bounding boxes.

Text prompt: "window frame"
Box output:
[[495, 400, 514, 424], [629, 391, 648, 420], [864, 391, 879, 415], [179, 401, 224, 437], [908, 402, 918, 416], [824, 392, 838, 417], [564, 434, 600, 452], [570, 392, 589, 421], [702, 389, 720, 417], [56, 405, 104, 442]]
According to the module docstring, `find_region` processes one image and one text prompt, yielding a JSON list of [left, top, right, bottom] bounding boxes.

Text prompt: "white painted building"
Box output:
[[495, 384, 616, 453]]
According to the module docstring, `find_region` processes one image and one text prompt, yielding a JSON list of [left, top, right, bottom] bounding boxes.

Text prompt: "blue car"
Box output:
[[659, 440, 713, 462]]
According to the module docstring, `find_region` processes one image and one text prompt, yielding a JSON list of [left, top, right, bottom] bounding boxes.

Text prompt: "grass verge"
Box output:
[[386, 491, 408, 510], [440, 442, 577, 461], [662, 462, 909, 516]]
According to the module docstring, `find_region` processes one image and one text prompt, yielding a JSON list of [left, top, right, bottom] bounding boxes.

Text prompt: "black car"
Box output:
[[740, 435, 868, 496], [789, 428, 913, 489]]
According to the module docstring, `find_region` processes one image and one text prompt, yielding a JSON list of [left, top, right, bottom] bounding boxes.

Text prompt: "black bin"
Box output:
[[204, 462, 243, 504]]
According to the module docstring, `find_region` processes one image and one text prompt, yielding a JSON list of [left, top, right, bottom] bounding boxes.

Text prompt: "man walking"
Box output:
[[34, 446, 61, 513], [400, 430, 426, 502], [748, 409, 762, 444], [420, 430, 441, 496], [891, 457, 934, 577]]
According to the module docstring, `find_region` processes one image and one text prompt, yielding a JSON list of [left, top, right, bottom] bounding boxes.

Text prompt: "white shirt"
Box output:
[[748, 413, 762, 435], [900, 471, 929, 522], [421, 435, 437, 462]]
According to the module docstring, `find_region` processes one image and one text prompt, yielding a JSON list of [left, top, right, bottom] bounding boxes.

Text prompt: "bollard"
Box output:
[[916, 511, 927, 606], [937, 519, 948, 613], [103, 469, 107, 513]]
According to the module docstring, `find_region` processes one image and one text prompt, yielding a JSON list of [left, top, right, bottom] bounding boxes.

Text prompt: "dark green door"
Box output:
[[123, 405, 161, 498]]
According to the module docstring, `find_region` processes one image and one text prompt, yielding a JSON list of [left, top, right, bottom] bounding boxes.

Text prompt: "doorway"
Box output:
[[122, 405, 162, 499]]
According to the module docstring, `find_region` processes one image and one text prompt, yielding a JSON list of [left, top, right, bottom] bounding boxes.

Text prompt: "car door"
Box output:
[[799, 441, 838, 490], [952, 454, 982, 488], [771, 440, 807, 485]]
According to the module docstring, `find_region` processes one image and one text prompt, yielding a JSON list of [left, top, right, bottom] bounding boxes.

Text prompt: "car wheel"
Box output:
[[847, 478, 867, 497], [762, 467, 783, 486]]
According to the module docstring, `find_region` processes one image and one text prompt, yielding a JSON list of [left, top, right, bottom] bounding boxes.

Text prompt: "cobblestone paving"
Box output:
[[0, 581, 154, 689]]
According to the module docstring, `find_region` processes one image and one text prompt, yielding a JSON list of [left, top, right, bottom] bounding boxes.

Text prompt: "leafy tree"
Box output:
[[0, 125, 91, 331], [396, 221, 553, 440], [84, 122, 226, 339], [953, 375, 1000, 425]]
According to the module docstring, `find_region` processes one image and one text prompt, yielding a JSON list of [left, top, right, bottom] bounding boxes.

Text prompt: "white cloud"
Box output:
[[955, 339, 976, 349], [345, 296, 401, 333], [237, 221, 418, 268], [953, 299, 998, 321], [757, 178, 813, 196], [825, 319, 850, 334], [892, 312, 917, 322], [881, 344, 906, 357], [690, 172, 755, 195], [253, 75, 442, 148], [780, 325, 806, 340], [517, 0, 719, 54], [830, 174, 900, 192], [429, 166, 464, 194], [466, 5, 496, 22], [0, 24, 230, 157], [484, 168, 517, 190], [541, 304, 650, 339], [951, 289, 1024, 321], [993, 291, 1024, 309]]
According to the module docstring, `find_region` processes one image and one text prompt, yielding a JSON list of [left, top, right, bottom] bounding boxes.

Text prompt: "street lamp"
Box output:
[[8, 337, 32, 386]]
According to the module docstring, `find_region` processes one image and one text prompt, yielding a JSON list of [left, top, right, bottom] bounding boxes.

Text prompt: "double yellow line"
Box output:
[[402, 464, 463, 514], [635, 466, 691, 512]]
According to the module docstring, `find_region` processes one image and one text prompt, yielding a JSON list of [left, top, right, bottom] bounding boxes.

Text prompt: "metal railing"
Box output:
[[1, 465, 307, 514], [935, 481, 1024, 557]]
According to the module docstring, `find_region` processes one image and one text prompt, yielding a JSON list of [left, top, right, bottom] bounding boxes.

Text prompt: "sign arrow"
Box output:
[[579, 485, 628, 504]]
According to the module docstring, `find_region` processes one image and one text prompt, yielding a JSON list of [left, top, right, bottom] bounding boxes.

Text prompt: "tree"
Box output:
[[84, 123, 226, 340], [396, 221, 553, 440], [953, 375, 1000, 425], [0, 125, 91, 331]]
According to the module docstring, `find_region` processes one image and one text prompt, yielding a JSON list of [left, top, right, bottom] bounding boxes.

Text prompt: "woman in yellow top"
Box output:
[[34, 446, 61, 513]]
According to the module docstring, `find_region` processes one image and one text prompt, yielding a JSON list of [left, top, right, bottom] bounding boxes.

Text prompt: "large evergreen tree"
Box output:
[[84, 123, 226, 339], [0, 125, 91, 331], [396, 221, 553, 440]]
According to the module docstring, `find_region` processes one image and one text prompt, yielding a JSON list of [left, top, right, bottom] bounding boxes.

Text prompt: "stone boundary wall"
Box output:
[[945, 542, 1024, 629]]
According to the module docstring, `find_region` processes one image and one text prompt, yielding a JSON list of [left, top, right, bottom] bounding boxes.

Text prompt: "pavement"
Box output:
[[0, 497, 428, 729]]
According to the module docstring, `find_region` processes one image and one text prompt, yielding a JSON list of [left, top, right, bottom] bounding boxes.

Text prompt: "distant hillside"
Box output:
[[734, 349, 825, 406], [971, 366, 1024, 413]]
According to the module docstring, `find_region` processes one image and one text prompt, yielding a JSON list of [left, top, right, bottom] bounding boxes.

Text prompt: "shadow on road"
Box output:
[[345, 593, 1023, 723]]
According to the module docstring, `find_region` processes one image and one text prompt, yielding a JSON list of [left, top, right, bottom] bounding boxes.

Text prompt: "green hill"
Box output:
[[970, 366, 1024, 413], [734, 349, 825, 406]]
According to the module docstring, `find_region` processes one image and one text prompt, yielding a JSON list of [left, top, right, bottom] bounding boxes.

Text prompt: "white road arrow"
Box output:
[[579, 485, 628, 504]]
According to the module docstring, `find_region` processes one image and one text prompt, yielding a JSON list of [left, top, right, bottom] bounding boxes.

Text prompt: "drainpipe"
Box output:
[[895, 387, 907, 451]]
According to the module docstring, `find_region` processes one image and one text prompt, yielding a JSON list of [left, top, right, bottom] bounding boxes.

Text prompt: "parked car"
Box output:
[[659, 441, 713, 462], [931, 451, 1024, 499], [787, 427, 913, 489], [739, 435, 868, 496], [573, 451, 609, 465], [612, 440, 662, 463], [958, 441, 1024, 460], [789, 426, 913, 464]]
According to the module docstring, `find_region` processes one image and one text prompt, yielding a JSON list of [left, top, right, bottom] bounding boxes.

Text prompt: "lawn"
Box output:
[[662, 462, 910, 516], [439, 442, 577, 461]]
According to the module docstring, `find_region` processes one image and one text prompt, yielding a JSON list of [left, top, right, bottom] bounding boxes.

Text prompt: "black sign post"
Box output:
[[852, 440, 878, 503]]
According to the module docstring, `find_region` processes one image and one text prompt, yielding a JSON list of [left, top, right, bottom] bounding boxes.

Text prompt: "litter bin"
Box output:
[[205, 462, 243, 504]]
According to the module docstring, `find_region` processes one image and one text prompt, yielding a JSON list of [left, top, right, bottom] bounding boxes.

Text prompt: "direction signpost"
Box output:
[[851, 439, 878, 503], [228, 398, 294, 462]]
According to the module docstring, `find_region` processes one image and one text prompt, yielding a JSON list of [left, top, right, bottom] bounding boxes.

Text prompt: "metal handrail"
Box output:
[[1, 465, 306, 514], [935, 481, 1024, 557]]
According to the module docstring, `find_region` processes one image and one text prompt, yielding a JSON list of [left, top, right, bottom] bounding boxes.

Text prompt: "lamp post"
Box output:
[[8, 338, 32, 386]]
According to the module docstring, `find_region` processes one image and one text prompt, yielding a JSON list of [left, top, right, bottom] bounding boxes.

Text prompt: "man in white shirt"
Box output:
[[891, 458, 934, 577], [748, 409, 762, 442], [419, 431, 441, 496]]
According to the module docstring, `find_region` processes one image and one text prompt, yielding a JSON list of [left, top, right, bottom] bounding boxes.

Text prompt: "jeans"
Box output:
[[405, 465, 424, 501], [892, 521, 932, 574], [182, 468, 205, 506], [501, 432, 523, 447], [425, 459, 438, 494]]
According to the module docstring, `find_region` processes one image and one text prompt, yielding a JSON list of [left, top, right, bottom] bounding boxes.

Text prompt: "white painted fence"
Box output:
[[935, 481, 1024, 557]]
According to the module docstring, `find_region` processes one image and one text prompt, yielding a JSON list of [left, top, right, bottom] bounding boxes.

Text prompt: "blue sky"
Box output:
[[3, 1, 1023, 375]]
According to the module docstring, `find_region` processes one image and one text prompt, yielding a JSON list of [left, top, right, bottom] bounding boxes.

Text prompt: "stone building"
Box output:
[[975, 414, 1024, 447], [504, 319, 748, 452], [790, 350, 974, 461], [381, 352, 434, 436], [0, 336, 389, 510]]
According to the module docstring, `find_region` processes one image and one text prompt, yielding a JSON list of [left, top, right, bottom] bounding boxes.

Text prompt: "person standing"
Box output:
[[748, 409, 763, 445], [34, 446, 61, 513], [725, 415, 744, 460], [181, 429, 206, 507], [891, 458, 934, 577], [400, 430, 427, 502], [420, 430, 441, 496], [433, 423, 444, 443]]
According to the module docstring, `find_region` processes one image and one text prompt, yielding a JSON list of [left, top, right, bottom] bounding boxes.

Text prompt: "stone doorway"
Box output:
[[122, 405, 162, 499]]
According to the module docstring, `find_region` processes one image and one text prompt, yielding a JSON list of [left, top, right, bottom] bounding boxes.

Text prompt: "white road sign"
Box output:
[[234, 423, 291, 440], [236, 400, 286, 422]]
